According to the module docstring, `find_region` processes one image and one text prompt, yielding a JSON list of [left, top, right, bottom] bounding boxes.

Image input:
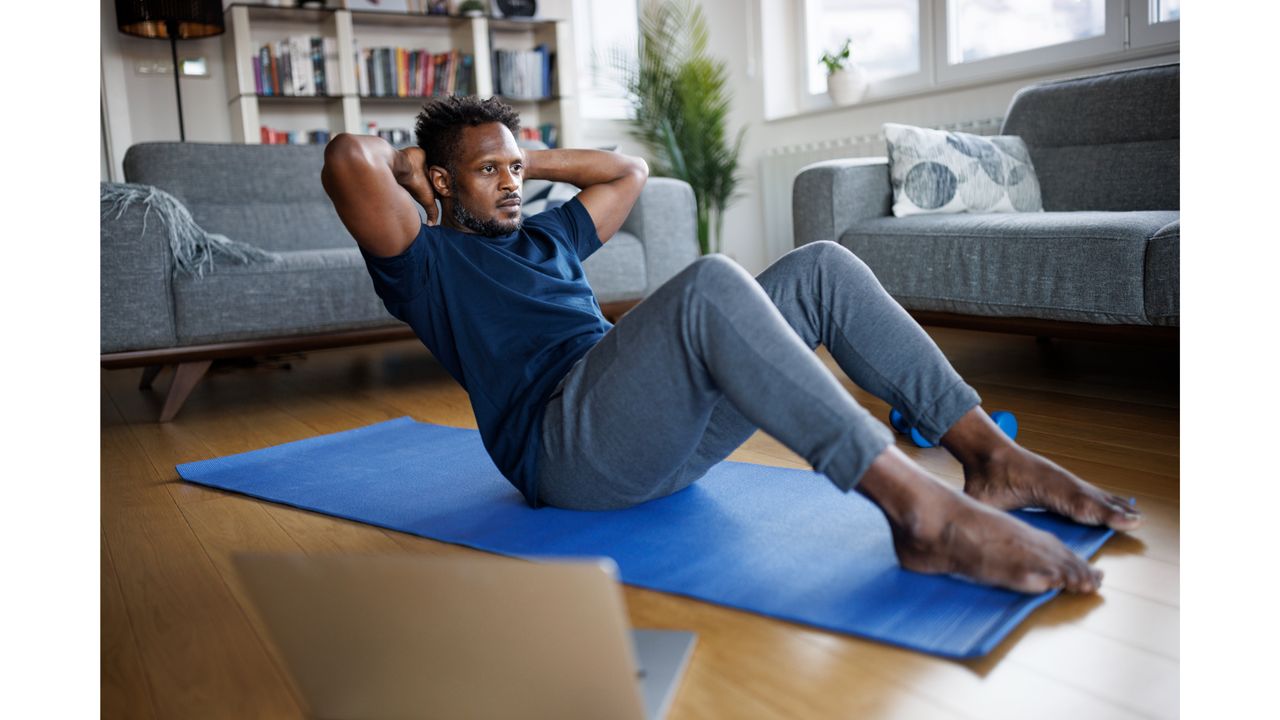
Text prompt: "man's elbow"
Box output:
[[631, 156, 650, 180], [324, 133, 362, 170], [620, 155, 649, 186]]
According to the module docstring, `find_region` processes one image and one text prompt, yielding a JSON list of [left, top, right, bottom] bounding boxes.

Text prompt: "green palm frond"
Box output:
[[614, 0, 746, 256]]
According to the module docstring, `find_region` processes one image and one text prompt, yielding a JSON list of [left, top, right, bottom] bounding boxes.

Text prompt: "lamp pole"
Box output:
[[167, 19, 185, 141]]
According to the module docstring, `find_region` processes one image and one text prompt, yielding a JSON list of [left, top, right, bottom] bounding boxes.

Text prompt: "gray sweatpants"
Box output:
[[536, 240, 981, 510]]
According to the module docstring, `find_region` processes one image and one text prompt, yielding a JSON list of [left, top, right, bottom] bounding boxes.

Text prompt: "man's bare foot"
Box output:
[[940, 408, 1144, 532], [858, 446, 1103, 594]]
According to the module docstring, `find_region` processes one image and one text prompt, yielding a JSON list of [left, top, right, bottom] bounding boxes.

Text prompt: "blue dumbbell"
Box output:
[[889, 408, 1018, 448]]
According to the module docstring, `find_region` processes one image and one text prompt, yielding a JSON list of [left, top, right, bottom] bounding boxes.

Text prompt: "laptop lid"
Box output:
[[233, 552, 650, 720]]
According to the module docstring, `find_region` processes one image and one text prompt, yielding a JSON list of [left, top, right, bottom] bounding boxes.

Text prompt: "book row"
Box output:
[[249, 41, 555, 101], [260, 126, 332, 145], [253, 36, 339, 96], [257, 122, 558, 148], [355, 46, 474, 98]]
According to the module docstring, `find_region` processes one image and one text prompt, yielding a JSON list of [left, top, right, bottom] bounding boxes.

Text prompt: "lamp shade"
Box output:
[[115, 0, 225, 40]]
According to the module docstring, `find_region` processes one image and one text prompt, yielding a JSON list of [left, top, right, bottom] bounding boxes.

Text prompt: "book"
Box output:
[[324, 37, 339, 94], [290, 36, 313, 96], [268, 46, 280, 96], [311, 37, 326, 95], [279, 40, 293, 95]]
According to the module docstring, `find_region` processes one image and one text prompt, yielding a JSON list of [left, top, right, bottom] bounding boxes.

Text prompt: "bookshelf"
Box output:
[[222, 3, 578, 147]]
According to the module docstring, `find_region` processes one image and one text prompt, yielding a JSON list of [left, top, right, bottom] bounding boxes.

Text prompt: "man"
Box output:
[[322, 96, 1142, 596]]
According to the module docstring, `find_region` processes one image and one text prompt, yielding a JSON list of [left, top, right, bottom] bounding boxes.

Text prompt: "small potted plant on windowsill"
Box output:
[[456, 0, 487, 16], [819, 39, 867, 106]]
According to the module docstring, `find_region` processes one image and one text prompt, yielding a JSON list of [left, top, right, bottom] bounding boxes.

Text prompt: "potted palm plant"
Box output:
[[819, 39, 867, 106], [615, 0, 745, 256]]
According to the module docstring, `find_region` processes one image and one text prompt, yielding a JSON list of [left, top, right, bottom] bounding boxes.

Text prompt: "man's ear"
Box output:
[[429, 166, 452, 198]]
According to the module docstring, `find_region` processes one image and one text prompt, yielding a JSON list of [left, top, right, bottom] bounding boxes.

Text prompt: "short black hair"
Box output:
[[414, 96, 521, 173]]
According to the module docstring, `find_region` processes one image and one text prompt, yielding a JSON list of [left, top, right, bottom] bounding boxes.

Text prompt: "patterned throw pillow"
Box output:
[[521, 178, 579, 216], [883, 122, 1043, 217]]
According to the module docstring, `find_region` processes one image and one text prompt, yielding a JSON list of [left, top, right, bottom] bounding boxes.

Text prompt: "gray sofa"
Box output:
[[101, 141, 698, 420], [792, 63, 1178, 340]]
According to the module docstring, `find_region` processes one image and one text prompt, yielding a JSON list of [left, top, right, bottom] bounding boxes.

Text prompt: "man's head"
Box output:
[[414, 96, 525, 237]]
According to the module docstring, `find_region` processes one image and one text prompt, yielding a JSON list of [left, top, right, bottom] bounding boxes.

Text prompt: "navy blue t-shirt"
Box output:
[[360, 197, 612, 507]]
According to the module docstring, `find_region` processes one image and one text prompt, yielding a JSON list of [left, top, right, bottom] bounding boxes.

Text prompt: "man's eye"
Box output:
[[511, 164, 524, 173], [481, 166, 494, 173]]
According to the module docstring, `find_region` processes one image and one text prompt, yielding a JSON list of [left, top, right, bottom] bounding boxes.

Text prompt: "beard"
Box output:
[[451, 195, 522, 237]]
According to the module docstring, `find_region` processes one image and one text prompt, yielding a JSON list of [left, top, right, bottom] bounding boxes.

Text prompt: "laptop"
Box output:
[[233, 552, 697, 720]]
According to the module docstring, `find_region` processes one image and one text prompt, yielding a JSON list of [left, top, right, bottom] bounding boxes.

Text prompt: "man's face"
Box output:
[[445, 123, 524, 237]]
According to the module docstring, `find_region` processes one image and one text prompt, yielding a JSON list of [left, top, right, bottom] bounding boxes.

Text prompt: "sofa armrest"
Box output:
[[101, 182, 177, 354], [621, 177, 700, 294], [792, 157, 892, 248]]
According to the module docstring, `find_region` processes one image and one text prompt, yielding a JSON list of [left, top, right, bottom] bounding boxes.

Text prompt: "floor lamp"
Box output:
[[115, 0, 225, 141]]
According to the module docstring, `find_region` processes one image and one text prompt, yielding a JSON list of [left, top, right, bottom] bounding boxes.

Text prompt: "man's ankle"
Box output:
[[855, 446, 947, 535], [940, 407, 1017, 469]]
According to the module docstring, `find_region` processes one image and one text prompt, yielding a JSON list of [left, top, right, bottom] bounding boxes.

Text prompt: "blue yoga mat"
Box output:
[[177, 417, 1114, 659]]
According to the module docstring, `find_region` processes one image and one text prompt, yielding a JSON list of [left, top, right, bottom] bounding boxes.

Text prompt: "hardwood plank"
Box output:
[[101, 530, 157, 720], [626, 587, 1146, 720], [101, 424, 302, 718], [1093, 552, 1179, 607], [176, 496, 310, 709], [989, 621, 1179, 719], [1014, 428, 1179, 479]]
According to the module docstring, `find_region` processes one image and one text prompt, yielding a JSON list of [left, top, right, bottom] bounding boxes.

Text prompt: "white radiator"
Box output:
[[759, 117, 1005, 264]]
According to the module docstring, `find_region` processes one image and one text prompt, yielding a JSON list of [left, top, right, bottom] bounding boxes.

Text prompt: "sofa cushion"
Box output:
[[1001, 64, 1179, 212], [1144, 220, 1179, 326], [172, 247, 401, 345], [840, 211, 1180, 325], [582, 231, 647, 304]]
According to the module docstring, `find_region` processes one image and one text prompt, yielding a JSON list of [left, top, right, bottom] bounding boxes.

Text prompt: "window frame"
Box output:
[[789, 0, 1178, 117], [1130, 0, 1181, 49]]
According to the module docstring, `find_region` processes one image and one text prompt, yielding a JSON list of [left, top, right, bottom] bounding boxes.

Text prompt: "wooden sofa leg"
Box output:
[[139, 364, 165, 390], [159, 360, 212, 423]]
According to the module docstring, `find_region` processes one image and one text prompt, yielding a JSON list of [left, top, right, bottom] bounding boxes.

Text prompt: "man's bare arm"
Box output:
[[321, 133, 438, 258], [522, 148, 649, 244]]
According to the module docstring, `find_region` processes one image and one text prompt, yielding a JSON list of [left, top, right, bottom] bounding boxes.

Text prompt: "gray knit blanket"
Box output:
[[101, 182, 279, 277]]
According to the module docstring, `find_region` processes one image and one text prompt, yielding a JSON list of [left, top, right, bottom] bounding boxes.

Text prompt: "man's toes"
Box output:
[[1015, 567, 1058, 594], [1062, 556, 1102, 594], [1102, 497, 1144, 531], [1063, 491, 1142, 530], [1059, 561, 1083, 592]]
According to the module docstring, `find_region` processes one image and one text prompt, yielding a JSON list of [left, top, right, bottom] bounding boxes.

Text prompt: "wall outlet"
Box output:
[[135, 60, 171, 75], [135, 58, 209, 77]]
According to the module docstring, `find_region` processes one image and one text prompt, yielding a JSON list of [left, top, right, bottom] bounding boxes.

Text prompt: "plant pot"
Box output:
[[826, 67, 868, 106]]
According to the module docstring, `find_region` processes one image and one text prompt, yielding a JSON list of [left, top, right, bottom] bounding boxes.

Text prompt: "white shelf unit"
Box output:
[[222, 3, 577, 147]]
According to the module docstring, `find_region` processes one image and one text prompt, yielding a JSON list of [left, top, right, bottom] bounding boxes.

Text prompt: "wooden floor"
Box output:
[[100, 327, 1179, 720]]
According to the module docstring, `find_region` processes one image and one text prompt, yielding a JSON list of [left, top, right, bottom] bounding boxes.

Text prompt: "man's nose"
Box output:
[[498, 168, 519, 192]]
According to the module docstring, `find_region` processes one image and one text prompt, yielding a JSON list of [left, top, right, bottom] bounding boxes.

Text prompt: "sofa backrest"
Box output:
[[123, 142, 355, 253], [1001, 63, 1178, 212]]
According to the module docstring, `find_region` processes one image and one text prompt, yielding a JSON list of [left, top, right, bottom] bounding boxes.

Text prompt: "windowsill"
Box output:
[[764, 43, 1178, 124]]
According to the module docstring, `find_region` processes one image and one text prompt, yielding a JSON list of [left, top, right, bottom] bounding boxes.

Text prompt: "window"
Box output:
[[781, 0, 1178, 118], [946, 0, 1107, 65], [572, 0, 638, 119]]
